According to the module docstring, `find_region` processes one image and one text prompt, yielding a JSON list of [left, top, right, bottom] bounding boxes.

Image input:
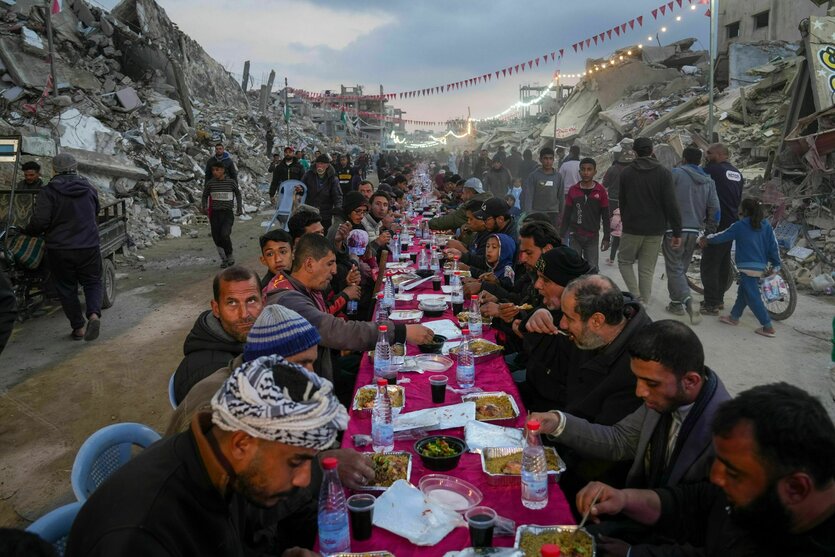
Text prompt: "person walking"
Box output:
[[559, 157, 610, 269], [269, 146, 304, 206], [699, 143, 744, 315], [24, 153, 102, 341], [699, 198, 781, 338], [203, 143, 238, 183], [558, 145, 581, 189], [482, 154, 513, 199], [202, 161, 243, 268], [607, 208, 622, 266], [617, 137, 682, 303], [302, 154, 342, 231], [664, 147, 720, 324], [521, 147, 564, 230]]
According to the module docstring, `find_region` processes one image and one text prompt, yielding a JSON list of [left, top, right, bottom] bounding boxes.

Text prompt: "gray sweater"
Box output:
[[669, 165, 720, 235], [521, 166, 564, 214]]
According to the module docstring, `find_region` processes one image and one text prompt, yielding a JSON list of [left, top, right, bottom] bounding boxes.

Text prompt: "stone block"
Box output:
[[115, 86, 142, 110], [21, 134, 56, 157]]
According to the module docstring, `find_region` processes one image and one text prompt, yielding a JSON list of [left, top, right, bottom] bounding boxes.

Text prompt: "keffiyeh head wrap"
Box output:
[[211, 354, 349, 449]]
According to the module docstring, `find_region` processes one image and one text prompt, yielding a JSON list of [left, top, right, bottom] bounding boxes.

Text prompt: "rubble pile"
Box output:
[[0, 0, 345, 249]]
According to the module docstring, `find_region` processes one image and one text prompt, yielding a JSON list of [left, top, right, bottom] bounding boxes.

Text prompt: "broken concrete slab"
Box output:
[[147, 91, 184, 126], [593, 60, 680, 109], [729, 42, 799, 90], [642, 45, 677, 66], [21, 131, 56, 157], [599, 100, 653, 134], [0, 37, 100, 91], [640, 95, 704, 137], [115, 87, 142, 110], [1, 85, 24, 102], [52, 108, 119, 154], [20, 27, 45, 54], [63, 147, 150, 181]]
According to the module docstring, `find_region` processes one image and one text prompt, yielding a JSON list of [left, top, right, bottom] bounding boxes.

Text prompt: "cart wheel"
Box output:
[[101, 257, 116, 309]]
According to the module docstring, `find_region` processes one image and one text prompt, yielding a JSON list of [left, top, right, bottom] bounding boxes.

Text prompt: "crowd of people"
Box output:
[[3, 139, 833, 557]]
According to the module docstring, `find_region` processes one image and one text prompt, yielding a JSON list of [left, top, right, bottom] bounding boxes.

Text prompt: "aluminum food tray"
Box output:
[[462, 391, 521, 422], [363, 451, 412, 492], [332, 552, 395, 557], [449, 340, 503, 361], [480, 447, 566, 486], [352, 385, 405, 412], [514, 525, 596, 556]]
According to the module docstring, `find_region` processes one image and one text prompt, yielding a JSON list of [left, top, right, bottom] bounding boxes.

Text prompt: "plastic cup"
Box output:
[[432, 275, 442, 291], [429, 375, 448, 403], [465, 506, 496, 548], [346, 493, 376, 541]]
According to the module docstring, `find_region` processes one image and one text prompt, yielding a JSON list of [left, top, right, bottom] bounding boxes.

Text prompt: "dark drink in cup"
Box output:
[[452, 302, 463, 314], [384, 370, 397, 385], [347, 494, 375, 541], [429, 375, 447, 403], [465, 506, 496, 549], [432, 275, 441, 291]]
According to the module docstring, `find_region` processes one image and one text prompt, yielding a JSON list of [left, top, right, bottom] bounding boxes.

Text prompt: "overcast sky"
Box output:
[[103, 0, 710, 128]]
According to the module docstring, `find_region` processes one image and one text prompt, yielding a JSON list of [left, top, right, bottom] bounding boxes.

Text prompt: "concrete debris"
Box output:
[[115, 86, 142, 110]]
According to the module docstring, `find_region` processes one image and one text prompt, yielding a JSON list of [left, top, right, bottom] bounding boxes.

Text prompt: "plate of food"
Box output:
[[394, 293, 415, 302], [365, 452, 412, 490], [387, 261, 413, 271], [449, 338, 503, 359], [481, 447, 566, 486], [353, 385, 405, 411], [391, 273, 419, 287], [389, 309, 424, 323], [514, 525, 596, 556], [456, 312, 492, 329], [411, 354, 454, 372], [462, 392, 520, 421]]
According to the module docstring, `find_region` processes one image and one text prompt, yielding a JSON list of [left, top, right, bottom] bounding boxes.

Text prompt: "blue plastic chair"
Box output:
[[168, 372, 177, 409], [71, 423, 161, 502], [26, 501, 83, 556], [265, 179, 307, 231]]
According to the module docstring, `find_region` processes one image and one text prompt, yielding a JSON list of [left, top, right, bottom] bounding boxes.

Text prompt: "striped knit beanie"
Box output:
[[243, 305, 320, 362]]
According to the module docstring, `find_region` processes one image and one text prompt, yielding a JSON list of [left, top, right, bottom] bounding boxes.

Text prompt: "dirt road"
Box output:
[[1, 214, 832, 527]]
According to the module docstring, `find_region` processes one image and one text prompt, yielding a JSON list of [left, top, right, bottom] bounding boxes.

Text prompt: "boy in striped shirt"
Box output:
[[202, 161, 242, 268]]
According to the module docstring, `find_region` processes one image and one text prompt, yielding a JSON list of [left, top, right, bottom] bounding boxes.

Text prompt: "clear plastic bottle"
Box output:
[[371, 378, 394, 452], [468, 295, 482, 337], [374, 325, 391, 381], [318, 457, 351, 554], [375, 292, 389, 324], [382, 272, 395, 309], [452, 254, 460, 274], [389, 233, 400, 260], [429, 247, 440, 272], [450, 271, 464, 311], [456, 328, 475, 389], [417, 244, 429, 271], [521, 419, 549, 509]]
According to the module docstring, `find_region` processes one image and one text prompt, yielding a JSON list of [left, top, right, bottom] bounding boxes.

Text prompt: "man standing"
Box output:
[[522, 147, 564, 229], [302, 154, 342, 231], [270, 146, 304, 206], [483, 154, 513, 199], [67, 354, 347, 557], [602, 139, 635, 213], [333, 153, 360, 196], [505, 146, 523, 179], [202, 161, 243, 268], [473, 149, 490, 178], [265, 127, 275, 159], [575, 383, 835, 556], [24, 153, 102, 341], [700, 143, 743, 315], [664, 147, 719, 323], [558, 145, 582, 189], [618, 137, 682, 303], [18, 161, 43, 188], [458, 150, 473, 178], [559, 157, 611, 269], [204, 143, 238, 183], [297, 149, 310, 172], [172, 266, 263, 403]]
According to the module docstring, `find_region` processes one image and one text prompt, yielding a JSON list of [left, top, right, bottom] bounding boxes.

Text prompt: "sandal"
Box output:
[[719, 315, 739, 326], [755, 327, 776, 338], [70, 328, 85, 341]]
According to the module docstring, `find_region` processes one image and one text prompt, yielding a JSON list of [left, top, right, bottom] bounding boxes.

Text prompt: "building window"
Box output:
[[726, 21, 740, 39], [754, 11, 769, 29]]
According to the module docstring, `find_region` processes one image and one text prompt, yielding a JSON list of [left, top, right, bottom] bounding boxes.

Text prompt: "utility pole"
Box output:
[[379, 84, 385, 149], [241, 60, 250, 92], [44, 0, 58, 100], [707, 0, 719, 141], [284, 77, 290, 148]]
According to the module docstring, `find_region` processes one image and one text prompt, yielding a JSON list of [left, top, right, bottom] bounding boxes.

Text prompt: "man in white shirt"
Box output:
[[558, 145, 582, 188]]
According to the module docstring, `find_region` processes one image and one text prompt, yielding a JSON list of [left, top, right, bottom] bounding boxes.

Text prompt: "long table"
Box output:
[[340, 236, 574, 556]]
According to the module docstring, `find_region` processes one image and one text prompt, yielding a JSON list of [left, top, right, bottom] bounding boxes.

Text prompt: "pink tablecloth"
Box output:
[[340, 241, 574, 556]]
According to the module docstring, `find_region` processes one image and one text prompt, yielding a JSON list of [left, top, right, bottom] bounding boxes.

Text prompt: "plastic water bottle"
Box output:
[[389, 234, 400, 260], [382, 272, 395, 309], [429, 247, 440, 272], [374, 325, 391, 381], [468, 295, 482, 337], [318, 457, 351, 554], [417, 244, 429, 271], [372, 378, 394, 452], [450, 271, 464, 312], [452, 254, 460, 274], [521, 419, 549, 509], [456, 328, 475, 389], [375, 292, 389, 324]]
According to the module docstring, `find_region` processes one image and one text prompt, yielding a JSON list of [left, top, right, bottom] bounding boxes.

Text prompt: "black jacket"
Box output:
[[24, 173, 100, 250], [204, 152, 238, 182], [173, 311, 242, 403], [301, 167, 343, 224], [619, 157, 682, 237], [269, 158, 305, 198]]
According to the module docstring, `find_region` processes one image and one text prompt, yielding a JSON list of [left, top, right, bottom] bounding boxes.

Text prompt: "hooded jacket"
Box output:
[[25, 173, 100, 250], [487, 233, 517, 289], [203, 152, 238, 182], [522, 166, 564, 215], [619, 157, 682, 237], [483, 166, 513, 199], [670, 164, 720, 235], [269, 157, 305, 198], [172, 310, 243, 404], [301, 165, 343, 224]]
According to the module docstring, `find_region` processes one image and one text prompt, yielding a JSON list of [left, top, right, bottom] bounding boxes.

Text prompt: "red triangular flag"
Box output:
[[503, 68, 507, 76], [579, 42, 584, 51], [677, 0, 683, 6], [528, 60, 533, 69], [495, 70, 499, 78], [535, 58, 540, 67], [600, 33, 605, 43], [593, 35, 599, 45], [607, 29, 613, 39], [668, 1, 675, 10], [629, 19, 635, 29], [585, 38, 591, 48], [652, 8, 658, 18], [573, 43, 578, 53], [638, 16, 643, 26], [614, 26, 621, 36], [515, 64, 520, 72], [622, 23, 627, 33], [559, 48, 564, 58], [705, 8, 711, 16], [660, 5, 666, 16]]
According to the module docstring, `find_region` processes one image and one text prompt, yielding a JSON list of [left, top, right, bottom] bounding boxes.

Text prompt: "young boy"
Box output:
[[202, 161, 242, 268], [559, 157, 610, 268], [258, 229, 293, 289]]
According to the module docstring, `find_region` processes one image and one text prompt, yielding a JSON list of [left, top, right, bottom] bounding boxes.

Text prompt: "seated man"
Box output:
[[67, 355, 348, 556], [428, 177, 492, 232], [361, 190, 394, 257], [172, 266, 263, 404], [576, 383, 835, 556], [259, 229, 294, 289]]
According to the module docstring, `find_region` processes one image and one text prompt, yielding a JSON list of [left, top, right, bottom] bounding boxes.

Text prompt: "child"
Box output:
[[700, 197, 781, 338], [559, 157, 610, 269], [258, 229, 293, 289], [504, 194, 522, 219], [481, 233, 517, 290], [607, 208, 622, 265], [508, 178, 523, 209]]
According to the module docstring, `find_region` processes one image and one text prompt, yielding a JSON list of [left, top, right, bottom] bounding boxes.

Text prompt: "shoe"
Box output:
[[84, 318, 100, 341], [220, 260, 229, 268], [755, 327, 776, 338], [665, 303, 685, 316], [685, 299, 701, 325], [699, 301, 725, 311], [700, 305, 720, 316], [719, 315, 739, 326], [227, 258, 235, 267], [606, 259, 614, 266], [70, 328, 85, 341]]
